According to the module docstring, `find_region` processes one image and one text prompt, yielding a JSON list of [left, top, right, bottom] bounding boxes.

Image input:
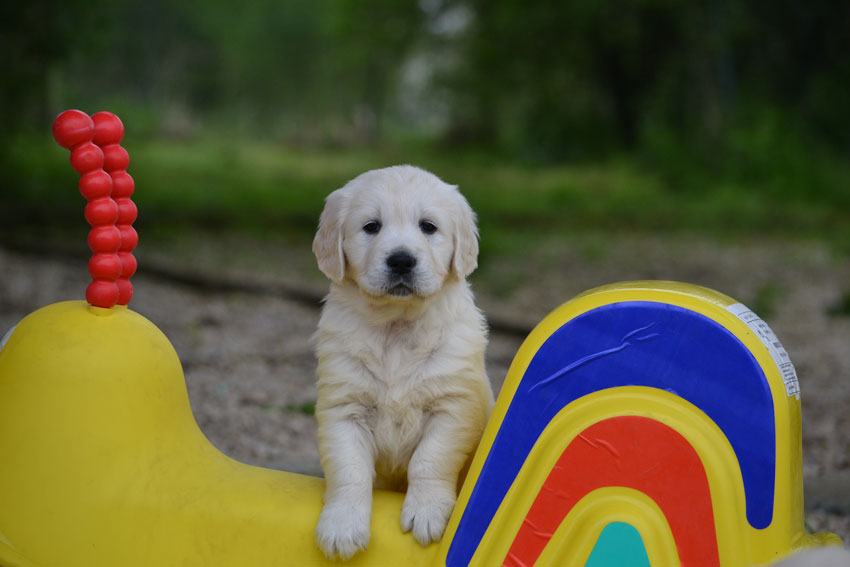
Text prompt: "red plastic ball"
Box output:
[[116, 279, 134, 305], [87, 225, 122, 253], [102, 145, 130, 172], [53, 110, 94, 149], [69, 142, 104, 174], [118, 225, 139, 251], [86, 280, 119, 309], [78, 170, 113, 199], [110, 171, 135, 198], [116, 199, 138, 225], [91, 111, 124, 146], [85, 198, 119, 227], [119, 252, 138, 277], [89, 253, 123, 280]]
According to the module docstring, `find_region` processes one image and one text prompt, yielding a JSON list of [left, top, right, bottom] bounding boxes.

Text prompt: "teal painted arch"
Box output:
[[585, 522, 651, 567]]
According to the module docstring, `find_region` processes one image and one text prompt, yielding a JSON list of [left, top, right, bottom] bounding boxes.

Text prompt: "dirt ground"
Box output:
[[1, 230, 848, 545]]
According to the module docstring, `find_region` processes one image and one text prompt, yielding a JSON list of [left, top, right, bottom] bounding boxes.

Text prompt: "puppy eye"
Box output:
[[363, 220, 381, 235], [419, 219, 437, 235]]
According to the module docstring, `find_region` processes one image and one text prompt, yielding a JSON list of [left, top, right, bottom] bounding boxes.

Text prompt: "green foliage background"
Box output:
[[2, 0, 849, 251]]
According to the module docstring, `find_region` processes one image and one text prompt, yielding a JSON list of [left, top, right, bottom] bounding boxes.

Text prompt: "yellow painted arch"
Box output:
[[464, 387, 748, 566], [537, 487, 680, 567]]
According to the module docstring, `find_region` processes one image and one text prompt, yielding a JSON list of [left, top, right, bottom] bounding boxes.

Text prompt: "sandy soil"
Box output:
[[1, 230, 848, 544]]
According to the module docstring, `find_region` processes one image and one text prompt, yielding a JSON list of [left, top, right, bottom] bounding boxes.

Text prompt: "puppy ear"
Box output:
[[452, 188, 480, 279], [313, 188, 346, 283]]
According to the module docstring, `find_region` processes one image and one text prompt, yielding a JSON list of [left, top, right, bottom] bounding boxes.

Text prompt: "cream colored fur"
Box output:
[[311, 165, 494, 560]]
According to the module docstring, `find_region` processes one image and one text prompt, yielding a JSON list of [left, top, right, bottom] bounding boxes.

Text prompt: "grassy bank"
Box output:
[[4, 134, 849, 259]]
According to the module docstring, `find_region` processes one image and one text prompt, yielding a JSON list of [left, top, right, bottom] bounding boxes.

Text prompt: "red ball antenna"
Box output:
[[52, 109, 137, 308], [92, 111, 138, 305]]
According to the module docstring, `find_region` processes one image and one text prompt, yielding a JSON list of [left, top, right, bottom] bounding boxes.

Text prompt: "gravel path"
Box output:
[[1, 231, 848, 544]]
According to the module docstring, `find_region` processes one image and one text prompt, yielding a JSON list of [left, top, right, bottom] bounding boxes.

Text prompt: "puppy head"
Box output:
[[313, 165, 479, 299]]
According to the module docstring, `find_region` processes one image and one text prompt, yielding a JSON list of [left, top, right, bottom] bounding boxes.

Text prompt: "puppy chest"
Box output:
[[372, 399, 427, 459], [365, 380, 441, 471], [357, 330, 467, 390]]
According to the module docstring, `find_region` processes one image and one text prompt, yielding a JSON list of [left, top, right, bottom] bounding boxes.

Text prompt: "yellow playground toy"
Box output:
[[0, 110, 843, 566]]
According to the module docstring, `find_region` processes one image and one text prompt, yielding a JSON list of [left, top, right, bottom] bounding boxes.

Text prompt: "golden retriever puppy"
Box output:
[[311, 165, 494, 560]]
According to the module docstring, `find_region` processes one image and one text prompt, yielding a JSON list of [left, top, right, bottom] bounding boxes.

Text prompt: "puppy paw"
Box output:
[[401, 482, 455, 546], [315, 501, 371, 560]]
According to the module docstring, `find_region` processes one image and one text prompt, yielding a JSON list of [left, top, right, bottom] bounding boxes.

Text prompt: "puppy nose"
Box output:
[[386, 251, 417, 275]]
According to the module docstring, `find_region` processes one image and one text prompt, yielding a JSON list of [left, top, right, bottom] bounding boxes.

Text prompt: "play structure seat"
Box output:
[[0, 300, 432, 566]]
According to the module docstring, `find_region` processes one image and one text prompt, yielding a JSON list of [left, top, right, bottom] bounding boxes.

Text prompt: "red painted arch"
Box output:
[[503, 416, 719, 567]]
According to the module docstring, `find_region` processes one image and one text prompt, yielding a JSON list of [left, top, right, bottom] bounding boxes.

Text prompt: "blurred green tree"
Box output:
[[2, 0, 849, 172], [0, 1, 111, 134]]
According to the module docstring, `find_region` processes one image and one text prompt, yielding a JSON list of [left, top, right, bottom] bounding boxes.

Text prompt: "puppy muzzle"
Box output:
[[382, 251, 419, 297], [385, 274, 417, 297]]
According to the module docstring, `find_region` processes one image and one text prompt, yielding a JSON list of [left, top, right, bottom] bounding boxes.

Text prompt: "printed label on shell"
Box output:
[[727, 303, 800, 398]]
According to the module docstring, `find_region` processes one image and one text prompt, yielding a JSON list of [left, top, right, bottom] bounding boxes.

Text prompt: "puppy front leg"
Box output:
[[402, 411, 479, 546], [315, 413, 376, 560]]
